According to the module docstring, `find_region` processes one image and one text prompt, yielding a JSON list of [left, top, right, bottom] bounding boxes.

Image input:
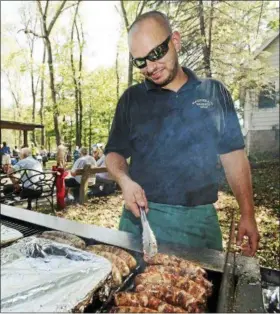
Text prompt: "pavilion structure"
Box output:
[[0, 120, 44, 147]]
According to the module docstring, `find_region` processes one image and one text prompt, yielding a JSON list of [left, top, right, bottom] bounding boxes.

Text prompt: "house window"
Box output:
[[258, 84, 277, 108]]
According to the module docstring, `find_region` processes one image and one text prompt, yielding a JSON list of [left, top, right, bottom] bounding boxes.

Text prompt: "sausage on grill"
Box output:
[[135, 272, 207, 300], [111, 306, 157, 313], [144, 265, 212, 296], [111, 264, 123, 287], [135, 284, 205, 312], [90, 244, 137, 270], [86, 246, 130, 276], [38, 231, 86, 249], [146, 253, 206, 277], [114, 292, 185, 313]]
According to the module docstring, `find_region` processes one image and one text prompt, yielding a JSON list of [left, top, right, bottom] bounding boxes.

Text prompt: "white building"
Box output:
[[243, 32, 279, 156]]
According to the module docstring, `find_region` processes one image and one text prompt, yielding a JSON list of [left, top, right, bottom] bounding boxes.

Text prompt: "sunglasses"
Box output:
[[131, 35, 172, 69]]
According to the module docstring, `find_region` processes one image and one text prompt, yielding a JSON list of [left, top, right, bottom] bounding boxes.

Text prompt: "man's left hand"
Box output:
[[236, 215, 260, 256]]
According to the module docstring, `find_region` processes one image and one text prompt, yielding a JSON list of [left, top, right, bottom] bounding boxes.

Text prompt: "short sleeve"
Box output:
[[104, 90, 131, 158], [217, 83, 245, 154], [12, 160, 24, 172], [71, 159, 79, 172]]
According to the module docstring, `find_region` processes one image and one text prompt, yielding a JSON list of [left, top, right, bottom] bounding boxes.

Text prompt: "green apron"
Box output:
[[119, 201, 223, 251]]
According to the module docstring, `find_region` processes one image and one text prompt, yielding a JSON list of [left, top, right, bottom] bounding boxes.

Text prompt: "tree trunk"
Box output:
[[31, 63, 36, 144], [198, 0, 212, 77], [45, 36, 61, 145], [120, 0, 133, 87], [70, 3, 80, 147], [36, 0, 67, 146], [128, 53, 133, 87], [39, 46, 46, 146], [75, 18, 83, 147], [116, 46, 120, 100], [89, 110, 92, 151]]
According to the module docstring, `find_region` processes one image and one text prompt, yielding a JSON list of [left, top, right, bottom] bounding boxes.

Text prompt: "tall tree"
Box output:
[[119, 0, 147, 87], [39, 46, 46, 146], [75, 15, 84, 146], [24, 1, 78, 145], [70, 2, 81, 146]]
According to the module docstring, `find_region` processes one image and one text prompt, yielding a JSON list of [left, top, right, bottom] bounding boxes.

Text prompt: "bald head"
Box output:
[[20, 147, 31, 159], [128, 11, 172, 51], [129, 11, 172, 36], [128, 11, 181, 88]]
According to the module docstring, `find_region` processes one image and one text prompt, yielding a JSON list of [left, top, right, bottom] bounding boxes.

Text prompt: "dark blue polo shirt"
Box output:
[[105, 68, 244, 206]]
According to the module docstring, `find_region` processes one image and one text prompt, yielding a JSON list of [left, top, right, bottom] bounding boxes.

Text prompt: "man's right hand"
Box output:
[[119, 177, 148, 217]]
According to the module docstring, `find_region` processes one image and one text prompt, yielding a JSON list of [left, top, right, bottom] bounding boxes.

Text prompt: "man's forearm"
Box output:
[[105, 152, 131, 188], [220, 150, 255, 217]]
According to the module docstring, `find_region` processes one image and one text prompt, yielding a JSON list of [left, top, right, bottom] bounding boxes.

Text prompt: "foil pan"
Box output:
[[1, 236, 112, 312], [1, 224, 23, 247]]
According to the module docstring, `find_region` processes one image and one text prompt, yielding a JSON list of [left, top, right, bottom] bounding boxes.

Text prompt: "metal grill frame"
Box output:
[[1, 204, 265, 313]]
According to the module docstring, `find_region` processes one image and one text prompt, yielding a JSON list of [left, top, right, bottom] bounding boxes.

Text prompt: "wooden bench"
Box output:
[[0, 169, 57, 211], [75, 165, 110, 204]]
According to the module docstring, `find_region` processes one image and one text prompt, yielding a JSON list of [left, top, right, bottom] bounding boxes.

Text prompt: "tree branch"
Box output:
[[18, 28, 46, 38], [44, 0, 49, 16], [47, 0, 67, 34], [120, 0, 130, 32], [36, 0, 44, 18], [61, 1, 81, 14], [137, 0, 146, 17]]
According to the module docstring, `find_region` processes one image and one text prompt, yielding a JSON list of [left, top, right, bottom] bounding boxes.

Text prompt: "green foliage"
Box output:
[[1, 0, 279, 149]]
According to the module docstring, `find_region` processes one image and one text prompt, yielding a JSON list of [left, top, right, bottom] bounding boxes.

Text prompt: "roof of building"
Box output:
[[0, 120, 44, 131], [254, 31, 279, 58]]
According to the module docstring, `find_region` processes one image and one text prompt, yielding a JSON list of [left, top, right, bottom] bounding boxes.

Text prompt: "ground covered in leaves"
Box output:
[[39, 162, 279, 270]]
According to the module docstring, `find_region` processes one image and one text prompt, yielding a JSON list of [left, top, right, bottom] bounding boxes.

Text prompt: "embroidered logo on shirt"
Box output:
[[192, 99, 213, 109]]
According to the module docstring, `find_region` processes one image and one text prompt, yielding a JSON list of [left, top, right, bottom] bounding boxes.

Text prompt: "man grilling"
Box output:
[[104, 11, 260, 256]]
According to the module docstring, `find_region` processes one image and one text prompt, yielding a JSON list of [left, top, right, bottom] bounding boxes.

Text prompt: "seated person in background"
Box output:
[[73, 146, 80, 163], [65, 147, 97, 201], [90, 147, 116, 197], [5, 147, 43, 210], [12, 146, 20, 158], [1, 142, 11, 173]]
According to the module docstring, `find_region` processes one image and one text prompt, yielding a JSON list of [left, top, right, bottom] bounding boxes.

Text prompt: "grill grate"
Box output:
[[0, 216, 48, 237], [0, 216, 224, 313]]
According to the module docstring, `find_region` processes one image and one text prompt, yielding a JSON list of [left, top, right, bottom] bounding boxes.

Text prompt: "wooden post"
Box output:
[[79, 164, 92, 204], [23, 130, 28, 147]]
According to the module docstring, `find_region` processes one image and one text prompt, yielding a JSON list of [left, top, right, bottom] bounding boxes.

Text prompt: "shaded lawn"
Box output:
[[38, 163, 279, 270]]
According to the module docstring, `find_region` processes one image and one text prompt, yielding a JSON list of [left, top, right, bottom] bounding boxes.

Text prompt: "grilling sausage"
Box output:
[[144, 265, 212, 296], [111, 306, 157, 313], [135, 284, 206, 312], [111, 264, 123, 287], [114, 292, 185, 313], [146, 253, 206, 277], [90, 244, 137, 270], [38, 231, 86, 249], [135, 272, 207, 300], [86, 246, 130, 276]]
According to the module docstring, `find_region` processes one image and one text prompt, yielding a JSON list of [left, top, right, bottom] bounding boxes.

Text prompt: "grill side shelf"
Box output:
[[1, 216, 50, 237]]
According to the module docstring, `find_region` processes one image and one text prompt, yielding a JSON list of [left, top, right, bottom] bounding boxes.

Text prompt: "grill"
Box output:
[[1, 204, 270, 313], [1, 216, 48, 237]]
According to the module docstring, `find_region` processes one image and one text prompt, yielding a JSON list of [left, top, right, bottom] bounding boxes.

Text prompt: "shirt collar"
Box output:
[[144, 67, 201, 91]]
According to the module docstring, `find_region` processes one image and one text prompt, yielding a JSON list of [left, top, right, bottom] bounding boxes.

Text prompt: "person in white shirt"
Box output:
[[5, 147, 43, 209], [89, 148, 116, 197], [65, 147, 97, 200]]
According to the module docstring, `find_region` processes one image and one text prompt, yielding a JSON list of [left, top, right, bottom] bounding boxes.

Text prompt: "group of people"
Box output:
[[1, 142, 116, 209], [0, 141, 48, 173], [64, 144, 116, 202]]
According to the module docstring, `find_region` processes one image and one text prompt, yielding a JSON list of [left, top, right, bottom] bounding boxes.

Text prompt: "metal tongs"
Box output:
[[139, 206, 158, 259]]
